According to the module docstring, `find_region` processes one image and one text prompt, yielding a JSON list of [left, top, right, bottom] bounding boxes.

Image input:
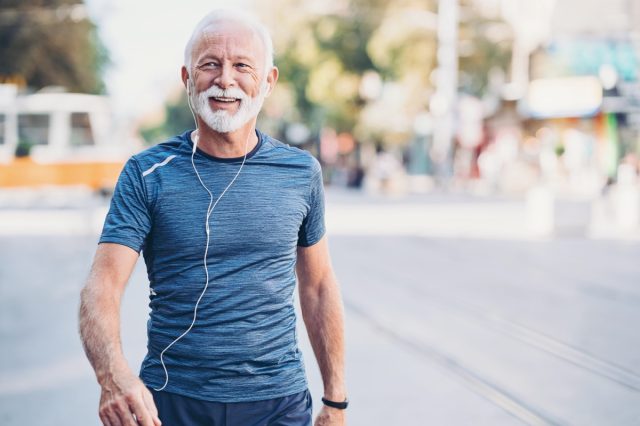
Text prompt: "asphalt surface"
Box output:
[[1, 191, 640, 425]]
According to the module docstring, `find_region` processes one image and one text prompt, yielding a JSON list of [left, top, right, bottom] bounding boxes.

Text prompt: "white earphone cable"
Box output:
[[153, 81, 251, 392]]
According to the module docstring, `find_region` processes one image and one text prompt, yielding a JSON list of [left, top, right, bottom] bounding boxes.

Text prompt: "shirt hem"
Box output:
[[297, 229, 326, 247], [142, 376, 309, 403], [98, 238, 142, 253]]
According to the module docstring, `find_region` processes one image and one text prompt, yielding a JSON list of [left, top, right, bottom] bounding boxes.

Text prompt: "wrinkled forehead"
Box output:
[[191, 21, 266, 65]]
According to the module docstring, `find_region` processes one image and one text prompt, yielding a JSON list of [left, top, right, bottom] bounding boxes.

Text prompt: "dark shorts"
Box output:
[[148, 388, 313, 426]]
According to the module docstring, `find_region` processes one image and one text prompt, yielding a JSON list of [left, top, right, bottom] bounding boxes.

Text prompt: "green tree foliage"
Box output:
[[139, 92, 195, 145], [0, 0, 109, 94], [457, 0, 512, 97], [270, 5, 382, 134], [261, 0, 440, 145], [259, 0, 511, 147]]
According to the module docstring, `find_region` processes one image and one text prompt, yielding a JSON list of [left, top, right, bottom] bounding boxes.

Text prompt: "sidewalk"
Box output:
[[324, 189, 640, 241], [1, 187, 639, 241]]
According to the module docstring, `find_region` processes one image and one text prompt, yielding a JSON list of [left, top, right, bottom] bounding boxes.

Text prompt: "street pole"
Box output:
[[431, 0, 459, 184]]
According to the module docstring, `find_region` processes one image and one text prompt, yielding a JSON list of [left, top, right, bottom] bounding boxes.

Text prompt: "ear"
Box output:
[[264, 66, 279, 97], [181, 66, 190, 93]]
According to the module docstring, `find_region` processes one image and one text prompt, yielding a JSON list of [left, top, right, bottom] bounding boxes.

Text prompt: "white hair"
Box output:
[[184, 9, 274, 77]]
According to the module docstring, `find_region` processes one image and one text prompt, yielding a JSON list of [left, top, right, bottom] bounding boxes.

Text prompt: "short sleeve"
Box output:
[[297, 165, 326, 247], [99, 157, 152, 253]]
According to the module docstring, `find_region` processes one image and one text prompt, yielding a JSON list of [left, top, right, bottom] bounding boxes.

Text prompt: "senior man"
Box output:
[[79, 9, 346, 426]]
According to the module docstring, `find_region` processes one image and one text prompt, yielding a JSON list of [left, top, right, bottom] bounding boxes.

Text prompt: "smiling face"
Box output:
[[184, 21, 277, 134]]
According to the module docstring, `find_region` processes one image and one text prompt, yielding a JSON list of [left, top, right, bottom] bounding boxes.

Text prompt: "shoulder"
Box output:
[[128, 131, 192, 175], [258, 131, 321, 175]]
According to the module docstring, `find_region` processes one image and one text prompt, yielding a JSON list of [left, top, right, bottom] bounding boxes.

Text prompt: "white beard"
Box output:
[[191, 81, 268, 133]]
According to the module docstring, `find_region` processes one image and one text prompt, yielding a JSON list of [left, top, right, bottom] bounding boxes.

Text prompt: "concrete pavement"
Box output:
[[1, 189, 639, 425]]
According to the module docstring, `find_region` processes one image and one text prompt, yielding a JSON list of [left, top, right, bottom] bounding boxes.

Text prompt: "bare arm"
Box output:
[[297, 236, 346, 426], [79, 243, 161, 426]]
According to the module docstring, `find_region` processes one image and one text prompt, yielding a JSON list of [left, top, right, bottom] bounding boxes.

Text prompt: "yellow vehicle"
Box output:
[[0, 84, 138, 192]]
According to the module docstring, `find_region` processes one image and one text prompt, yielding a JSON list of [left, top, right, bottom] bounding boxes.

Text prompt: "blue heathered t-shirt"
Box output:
[[99, 129, 325, 403]]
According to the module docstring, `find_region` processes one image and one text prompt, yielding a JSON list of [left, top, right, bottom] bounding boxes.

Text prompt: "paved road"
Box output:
[[1, 195, 640, 425]]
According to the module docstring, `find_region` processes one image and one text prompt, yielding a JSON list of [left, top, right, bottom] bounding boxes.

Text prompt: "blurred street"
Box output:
[[1, 190, 640, 425]]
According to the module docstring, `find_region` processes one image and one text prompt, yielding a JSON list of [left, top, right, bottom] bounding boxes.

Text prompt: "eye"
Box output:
[[198, 62, 219, 70], [235, 63, 251, 69]]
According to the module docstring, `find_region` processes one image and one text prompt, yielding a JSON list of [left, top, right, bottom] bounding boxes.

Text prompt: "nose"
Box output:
[[213, 63, 235, 90]]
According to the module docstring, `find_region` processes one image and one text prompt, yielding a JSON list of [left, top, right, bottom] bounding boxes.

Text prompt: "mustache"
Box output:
[[197, 85, 249, 101]]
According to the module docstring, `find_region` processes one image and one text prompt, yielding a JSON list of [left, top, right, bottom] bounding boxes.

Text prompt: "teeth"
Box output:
[[212, 97, 237, 102]]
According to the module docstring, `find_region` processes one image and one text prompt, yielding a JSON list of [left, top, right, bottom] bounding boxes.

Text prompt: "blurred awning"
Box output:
[[522, 76, 603, 119]]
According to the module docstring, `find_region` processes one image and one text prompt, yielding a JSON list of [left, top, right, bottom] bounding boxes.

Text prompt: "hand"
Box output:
[[314, 405, 346, 426], [98, 368, 161, 426]]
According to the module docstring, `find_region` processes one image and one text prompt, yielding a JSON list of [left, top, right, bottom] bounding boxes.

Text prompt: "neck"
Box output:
[[192, 119, 259, 158]]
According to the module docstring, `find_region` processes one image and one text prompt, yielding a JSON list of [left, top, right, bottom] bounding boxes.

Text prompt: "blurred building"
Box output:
[[477, 0, 640, 196], [525, 0, 639, 190], [551, 0, 640, 35]]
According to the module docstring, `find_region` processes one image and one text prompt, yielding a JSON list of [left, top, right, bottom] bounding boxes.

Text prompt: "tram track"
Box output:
[[344, 299, 567, 426], [345, 238, 640, 393], [336, 236, 640, 424]]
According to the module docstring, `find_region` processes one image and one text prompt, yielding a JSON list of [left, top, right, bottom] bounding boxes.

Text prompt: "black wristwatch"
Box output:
[[321, 397, 349, 410]]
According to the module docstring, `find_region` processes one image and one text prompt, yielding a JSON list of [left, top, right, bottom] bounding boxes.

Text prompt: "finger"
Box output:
[[99, 411, 112, 426], [113, 401, 137, 426], [142, 388, 162, 425], [105, 409, 124, 426], [128, 392, 155, 426]]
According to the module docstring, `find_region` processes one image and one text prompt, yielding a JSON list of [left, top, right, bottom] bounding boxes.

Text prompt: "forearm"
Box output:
[[300, 273, 346, 400], [79, 280, 129, 385], [78, 244, 160, 425]]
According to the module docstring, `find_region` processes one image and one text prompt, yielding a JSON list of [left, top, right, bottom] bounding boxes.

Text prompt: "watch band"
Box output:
[[321, 397, 349, 410]]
